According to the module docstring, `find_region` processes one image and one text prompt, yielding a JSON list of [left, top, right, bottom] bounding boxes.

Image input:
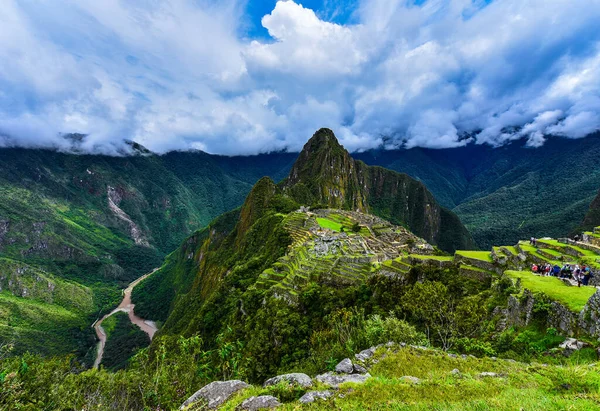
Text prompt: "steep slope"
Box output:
[[282, 129, 475, 251], [581, 190, 600, 231]]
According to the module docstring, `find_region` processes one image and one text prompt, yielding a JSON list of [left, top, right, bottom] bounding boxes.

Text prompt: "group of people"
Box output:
[[531, 263, 593, 286]]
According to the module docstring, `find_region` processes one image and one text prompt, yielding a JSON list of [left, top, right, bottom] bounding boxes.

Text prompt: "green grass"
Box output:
[[460, 264, 494, 274], [0, 291, 87, 356], [505, 270, 596, 312], [316, 217, 344, 232], [409, 254, 454, 262], [455, 251, 493, 262], [218, 346, 600, 411], [539, 248, 563, 257]]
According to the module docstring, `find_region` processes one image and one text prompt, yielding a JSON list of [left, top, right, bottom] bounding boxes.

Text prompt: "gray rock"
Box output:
[[400, 376, 421, 384], [450, 369, 460, 375], [447, 353, 457, 358], [353, 363, 368, 374], [180, 380, 250, 410], [559, 338, 589, 351], [237, 395, 281, 410], [263, 373, 313, 388], [478, 372, 502, 378], [355, 347, 376, 362], [315, 372, 371, 388], [335, 358, 354, 374], [299, 390, 333, 404]]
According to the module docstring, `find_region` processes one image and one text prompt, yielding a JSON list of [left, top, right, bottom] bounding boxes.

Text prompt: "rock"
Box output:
[[315, 372, 371, 388], [353, 364, 368, 374], [400, 376, 421, 384], [559, 338, 589, 353], [447, 353, 457, 358], [263, 373, 313, 388], [180, 380, 250, 410], [355, 347, 376, 362], [299, 391, 333, 404], [237, 395, 281, 410], [478, 372, 502, 378], [335, 358, 354, 374], [450, 369, 460, 375]]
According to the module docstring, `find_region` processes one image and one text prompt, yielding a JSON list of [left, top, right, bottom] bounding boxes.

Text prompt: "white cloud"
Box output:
[[0, 0, 599, 155]]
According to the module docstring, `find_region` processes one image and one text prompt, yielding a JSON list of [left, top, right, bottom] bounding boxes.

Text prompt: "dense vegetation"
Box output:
[[355, 133, 600, 248], [100, 312, 150, 371]]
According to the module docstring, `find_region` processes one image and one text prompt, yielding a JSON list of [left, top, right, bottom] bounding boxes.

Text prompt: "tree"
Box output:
[[401, 281, 456, 350]]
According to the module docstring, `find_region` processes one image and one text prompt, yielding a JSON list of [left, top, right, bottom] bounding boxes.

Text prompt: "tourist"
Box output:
[[553, 265, 561, 277]]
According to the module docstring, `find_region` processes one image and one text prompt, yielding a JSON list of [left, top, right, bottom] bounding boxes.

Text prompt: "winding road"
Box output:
[[92, 269, 158, 368]]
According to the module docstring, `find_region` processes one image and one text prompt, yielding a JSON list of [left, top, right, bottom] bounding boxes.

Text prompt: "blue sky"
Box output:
[[0, 0, 599, 155]]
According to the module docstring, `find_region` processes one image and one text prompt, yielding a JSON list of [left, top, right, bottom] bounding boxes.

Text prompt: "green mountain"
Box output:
[[355, 134, 600, 248], [0, 147, 293, 357], [282, 129, 475, 251], [581, 190, 600, 231]]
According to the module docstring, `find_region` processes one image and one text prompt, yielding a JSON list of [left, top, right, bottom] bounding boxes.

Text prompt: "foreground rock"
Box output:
[[299, 391, 333, 404], [263, 373, 313, 388], [180, 380, 250, 410], [335, 358, 354, 374], [559, 338, 590, 356], [237, 395, 281, 410], [315, 372, 371, 388]]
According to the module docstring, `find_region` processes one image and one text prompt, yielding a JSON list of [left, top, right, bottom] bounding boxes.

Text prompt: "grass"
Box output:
[[505, 270, 596, 312], [409, 254, 454, 262], [316, 217, 344, 232], [455, 251, 493, 262], [217, 346, 600, 411]]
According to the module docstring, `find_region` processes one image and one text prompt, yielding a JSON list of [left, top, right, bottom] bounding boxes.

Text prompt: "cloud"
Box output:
[[0, 0, 599, 155]]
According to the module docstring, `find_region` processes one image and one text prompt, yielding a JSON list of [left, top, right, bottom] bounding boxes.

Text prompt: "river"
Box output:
[[92, 269, 158, 369]]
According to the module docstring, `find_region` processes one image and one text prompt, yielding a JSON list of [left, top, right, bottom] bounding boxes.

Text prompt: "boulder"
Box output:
[[355, 347, 376, 362], [335, 358, 354, 374], [353, 364, 368, 374], [180, 380, 250, 410], [263, 373, 313, 389], [450, 369, 460, 375], [559, 338, 590, 356], [315, 372, 371, 388], [299, 390, 333, 404], [237, 395, 281, 410]]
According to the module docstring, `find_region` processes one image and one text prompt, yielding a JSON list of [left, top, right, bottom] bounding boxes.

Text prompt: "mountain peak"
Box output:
[[302, 128, 344, 153], [284, 129, 367, 211]]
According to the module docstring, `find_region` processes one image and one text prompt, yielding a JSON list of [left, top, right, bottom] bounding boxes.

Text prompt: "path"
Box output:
[[93, 269, 158, 369]]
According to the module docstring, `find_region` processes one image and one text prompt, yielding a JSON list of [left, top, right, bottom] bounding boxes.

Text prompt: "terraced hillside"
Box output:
[[255, 209, 431, 301]]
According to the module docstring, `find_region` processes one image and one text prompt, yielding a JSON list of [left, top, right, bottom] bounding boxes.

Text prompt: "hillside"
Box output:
[[0, 146, 293, 357], [581, 190, 600, 232], [355, 134, 600, 248]]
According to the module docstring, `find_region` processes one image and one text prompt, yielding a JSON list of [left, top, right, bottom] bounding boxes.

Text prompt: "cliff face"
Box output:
[[282, 128, 475, 251], [581, 190, 600, 230]]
